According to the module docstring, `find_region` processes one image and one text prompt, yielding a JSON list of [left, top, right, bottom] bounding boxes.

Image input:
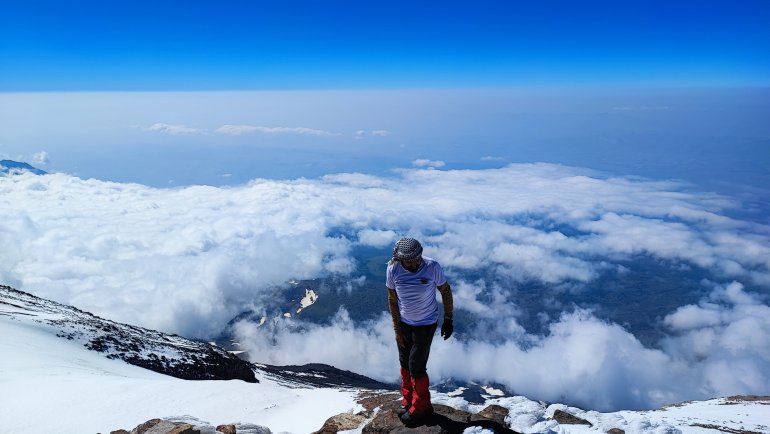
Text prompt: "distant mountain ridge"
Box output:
[[0, 159, 47, 175], [0, 284, 256, 382]]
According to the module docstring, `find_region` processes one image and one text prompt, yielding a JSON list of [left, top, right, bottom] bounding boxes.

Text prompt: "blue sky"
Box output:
[[2, 0, 769, 90]]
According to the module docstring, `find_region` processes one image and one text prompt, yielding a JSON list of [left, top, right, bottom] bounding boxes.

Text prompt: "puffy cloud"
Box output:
[[236, 282, 770, 412], [355, 129, 390, 139], [215, 124, 339, 136], [357, 229, 398, 247], [232, 308, 397, 377], [412, 159, 446, 168], [661, 282, 770, 395], [32, 151, 50, 166]]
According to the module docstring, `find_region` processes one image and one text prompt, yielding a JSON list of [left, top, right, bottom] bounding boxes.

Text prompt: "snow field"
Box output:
[[0, 316, 360, 434]]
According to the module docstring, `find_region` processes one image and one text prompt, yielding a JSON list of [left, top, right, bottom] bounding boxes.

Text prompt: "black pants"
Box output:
[[398, 321, 437, 378]]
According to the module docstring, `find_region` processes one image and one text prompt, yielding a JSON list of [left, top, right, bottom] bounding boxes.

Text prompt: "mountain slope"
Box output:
[[0, 284, 256, 382], [0, 285, 362, 434], [0, 159, 47, 175]]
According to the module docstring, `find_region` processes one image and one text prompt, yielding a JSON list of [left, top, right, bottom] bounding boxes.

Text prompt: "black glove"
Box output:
[[441, 317, 453, 340]]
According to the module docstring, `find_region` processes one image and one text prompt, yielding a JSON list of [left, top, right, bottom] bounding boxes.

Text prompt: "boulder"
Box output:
[[132, 419, 163, 434], [313, 412, 367, 433], [607, 429, 625, 434], [130, 419, 200, 434], [216, 425, 237, 434], [552, 409, 592, 426], [359, 403, 518, 434], [358, 392, 403, 413], [362, 407, 407, 433], [470, 404, 509, 426]]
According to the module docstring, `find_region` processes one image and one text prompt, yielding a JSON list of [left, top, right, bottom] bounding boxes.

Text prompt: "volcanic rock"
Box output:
[[552, 409, 592, 426], [215, 425, 237, 434]]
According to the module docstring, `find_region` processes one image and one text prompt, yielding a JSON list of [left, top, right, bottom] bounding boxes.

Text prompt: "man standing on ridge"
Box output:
[[387, 237, 454, 426]]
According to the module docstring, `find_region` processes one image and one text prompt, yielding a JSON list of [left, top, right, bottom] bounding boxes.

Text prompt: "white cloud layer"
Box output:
[[1, 164, 769, 410], [215, 124, 339, 136], [145, 123, 340, 137], [148, 123, 204, 135], [234, 281, 770, 412]]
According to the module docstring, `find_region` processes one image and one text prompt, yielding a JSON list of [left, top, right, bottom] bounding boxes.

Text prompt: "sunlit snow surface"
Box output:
[[0, 313, 360, 434]]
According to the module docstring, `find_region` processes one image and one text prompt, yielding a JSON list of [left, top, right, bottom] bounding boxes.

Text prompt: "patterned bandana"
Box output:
[[392, 237, 423, 261]]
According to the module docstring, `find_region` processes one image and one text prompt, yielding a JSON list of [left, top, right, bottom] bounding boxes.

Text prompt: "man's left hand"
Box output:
[[441, 317, 453, 340]]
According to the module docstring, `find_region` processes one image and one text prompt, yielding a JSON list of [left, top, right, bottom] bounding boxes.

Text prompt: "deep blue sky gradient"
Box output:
[[2, 0, 769, 90]]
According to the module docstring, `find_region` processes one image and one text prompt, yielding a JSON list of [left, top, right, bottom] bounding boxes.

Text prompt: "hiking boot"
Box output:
[[396, 404, 409, 416], [400, 408, 433, 427]]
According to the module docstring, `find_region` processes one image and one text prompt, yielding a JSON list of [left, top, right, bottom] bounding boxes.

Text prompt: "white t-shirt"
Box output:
[[386, 256, 447, 326]]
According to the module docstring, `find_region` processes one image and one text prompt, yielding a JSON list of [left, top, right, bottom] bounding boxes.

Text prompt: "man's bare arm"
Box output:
[[437, 282, 453, 319], [388, 287, 406, 347]]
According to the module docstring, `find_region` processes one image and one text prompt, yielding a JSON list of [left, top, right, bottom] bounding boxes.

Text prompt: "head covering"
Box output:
[[392, 237, 423, 261]]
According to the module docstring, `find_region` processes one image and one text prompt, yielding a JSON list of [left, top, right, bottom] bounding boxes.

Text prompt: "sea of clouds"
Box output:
[[2, 163, 769, 411]]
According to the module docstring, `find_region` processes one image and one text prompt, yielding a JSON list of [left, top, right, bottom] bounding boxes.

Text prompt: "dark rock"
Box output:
[[132, 419, 163, 434], [131, 420, 198, 434], [360, 402, 519, 434], [313, 413, 367, 433], [725, 395, 770, 403], [607, 428, 625, 434], [432, 404, 472, 425], [164, 424, 199, 434], [359, 392, 403, 413], [690, 424, 762, 434], [257, 363, 394, 390], [553, 409, 592, 426], [388, 426, 444, 433], [470, 404, 509, 426], [110, 430, 131, 434], [230, 424, 271, 434], [216, 425, 237, 434], [363, 407, 406, 433]]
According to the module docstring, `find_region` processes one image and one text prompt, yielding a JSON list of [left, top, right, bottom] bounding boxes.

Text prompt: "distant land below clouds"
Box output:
[[1, 88, 769, 207]]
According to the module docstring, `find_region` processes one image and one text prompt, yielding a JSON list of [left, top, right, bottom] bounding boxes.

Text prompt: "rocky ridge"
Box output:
[[0, 284, 258, 382], [313, 392, 524, 434]]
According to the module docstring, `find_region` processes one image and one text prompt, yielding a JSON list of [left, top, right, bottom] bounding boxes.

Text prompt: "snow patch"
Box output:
[[297, 288, 318, 314], [448, 386, 468, 397], [482, 385, 505, 397]]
